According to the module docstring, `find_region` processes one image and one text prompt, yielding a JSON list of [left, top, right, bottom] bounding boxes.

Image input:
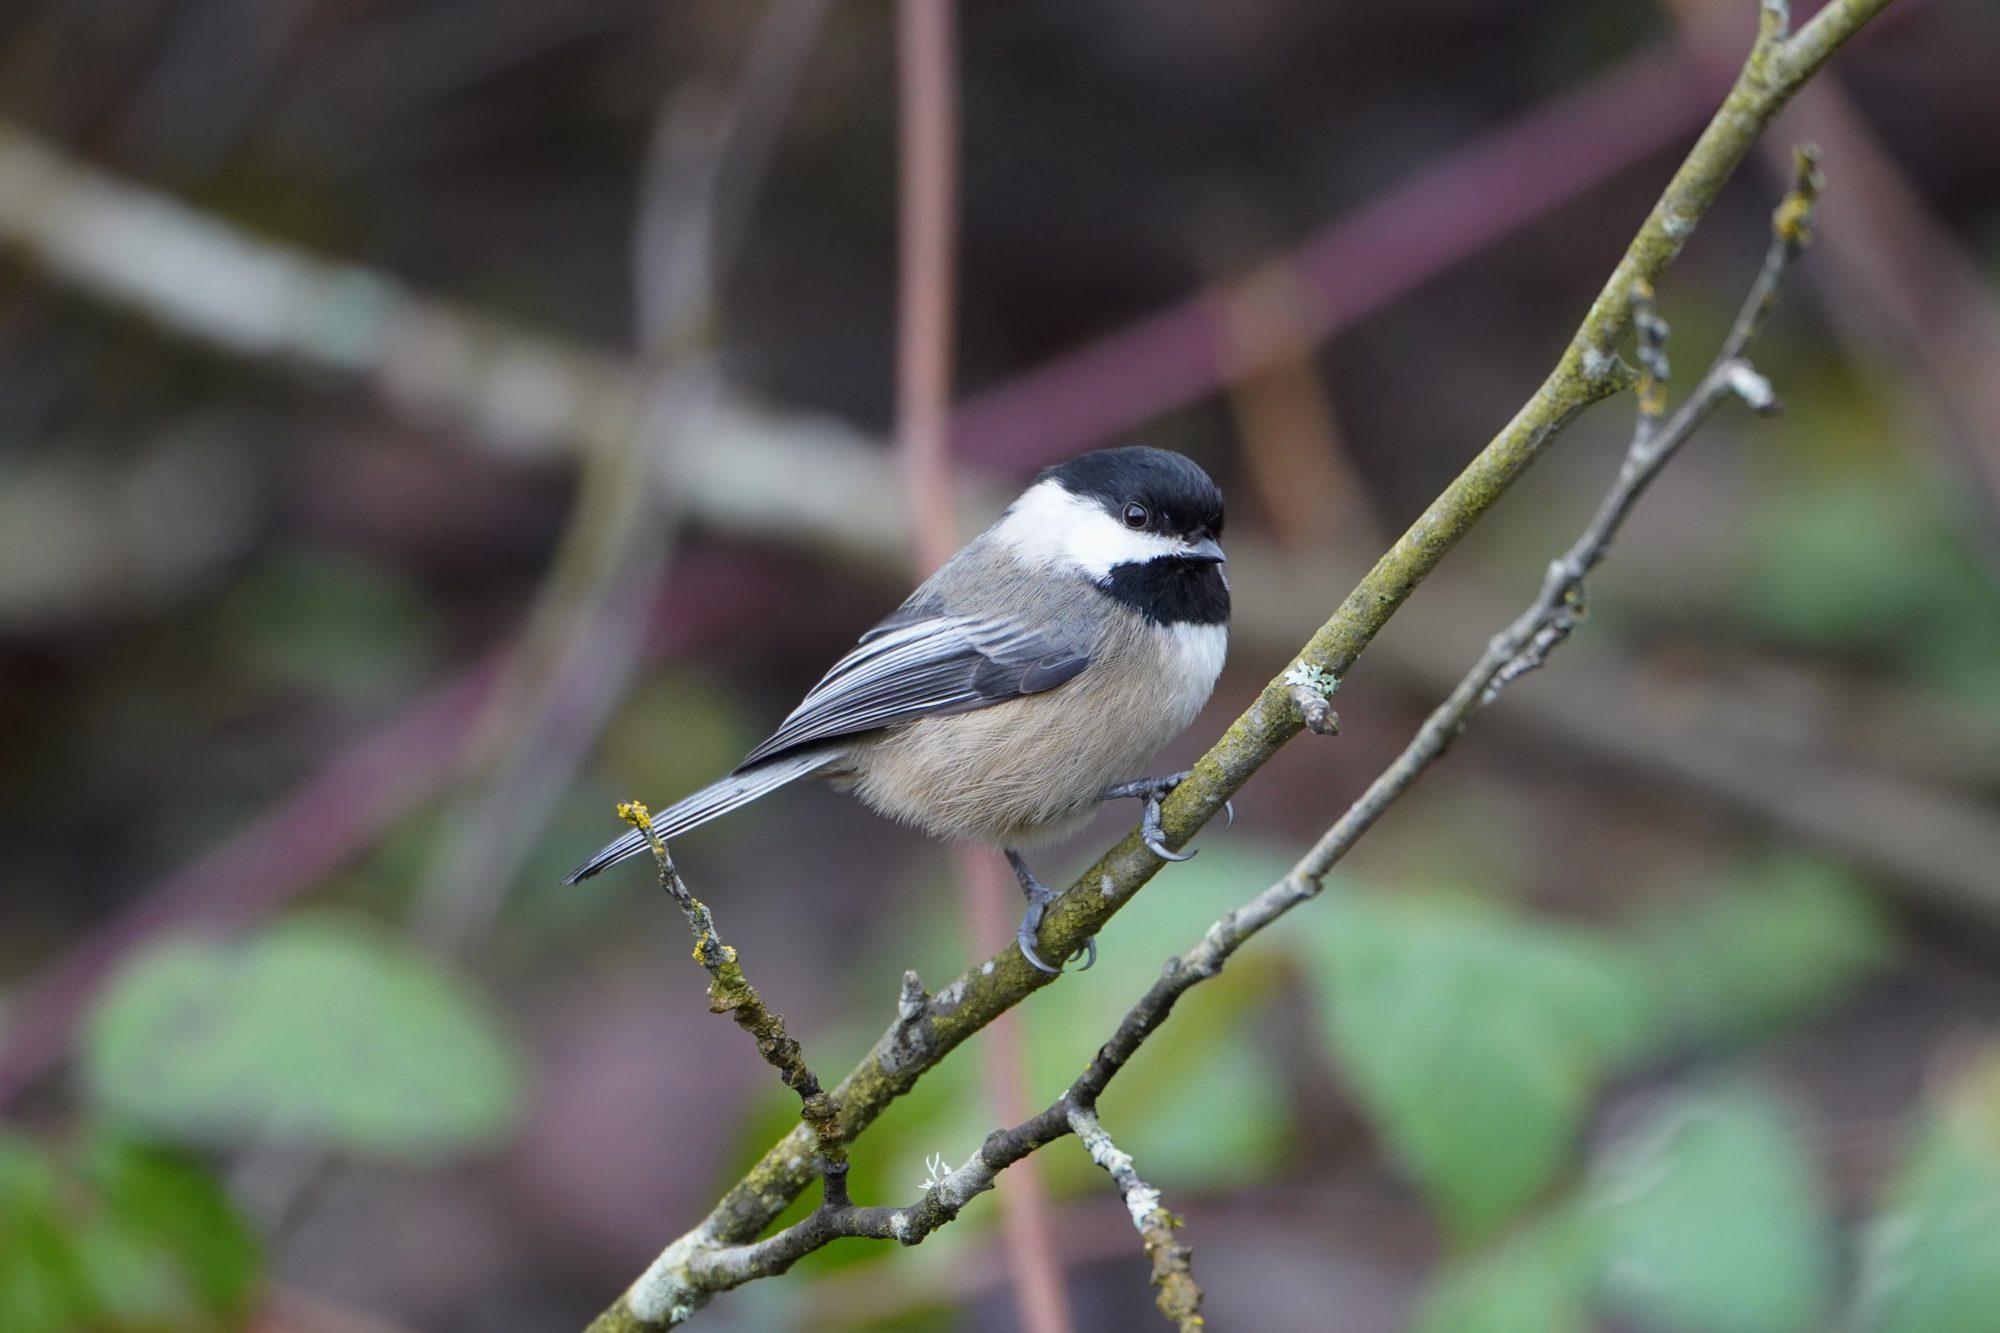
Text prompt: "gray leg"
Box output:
[[1006, 849, 1095, 974], [1099, 770, 1233, 862]]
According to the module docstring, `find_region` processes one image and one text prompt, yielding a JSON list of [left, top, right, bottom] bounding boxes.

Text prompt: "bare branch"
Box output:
[[616, 803, 841, 1173]]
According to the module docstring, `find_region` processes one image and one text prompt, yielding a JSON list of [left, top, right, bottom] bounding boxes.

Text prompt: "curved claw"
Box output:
[[1143, 828, 1196, 862], [1019, 930, 1061, 974], [1140, 794, 1196, 863], [1009, 853, 1081, 974], [1017, 915, 1095, 975], [1223, 799, 1235, 829]]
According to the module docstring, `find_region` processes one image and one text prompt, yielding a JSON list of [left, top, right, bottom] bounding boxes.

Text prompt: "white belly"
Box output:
[[843, 619, 1226, 847]]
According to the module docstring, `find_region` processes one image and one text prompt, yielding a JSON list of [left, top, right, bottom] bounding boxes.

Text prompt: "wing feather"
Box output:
[[734, 612, 1088, 770]]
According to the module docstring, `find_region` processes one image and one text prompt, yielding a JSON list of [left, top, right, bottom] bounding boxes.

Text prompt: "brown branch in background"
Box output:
[[1213, 257, 1378, 553], [892, 3, 1077, 1330], [895, 0, 963, 577], [0, 23, 1803, 488]]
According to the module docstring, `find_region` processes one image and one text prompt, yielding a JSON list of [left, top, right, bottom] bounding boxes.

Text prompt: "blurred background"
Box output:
[[2, 0, 1998, 1330]]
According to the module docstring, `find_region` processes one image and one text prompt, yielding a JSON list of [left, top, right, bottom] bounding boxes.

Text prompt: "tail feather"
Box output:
[[563, 748, 838, 884]]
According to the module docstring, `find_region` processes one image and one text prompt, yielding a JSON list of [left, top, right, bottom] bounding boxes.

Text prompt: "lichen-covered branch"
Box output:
[[1067, 1107, 1203, 1331], [583, 5, 1891, 1327], [615, 802, 841, 1173]]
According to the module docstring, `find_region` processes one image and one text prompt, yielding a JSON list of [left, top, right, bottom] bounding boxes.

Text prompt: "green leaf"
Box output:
[[1633, 854, 1890, 1048], [84, 915, 522, 1159], [1586, 1087, 1830, 1333], [1300, 891, 1655, 1236], [0, 1129, 260, 1333], [1414, 1208, 1594, 1333], [83, 1138, 260, 1316], [1855, 1046, 2000, 1333], [0, 1136, 91, 1333]]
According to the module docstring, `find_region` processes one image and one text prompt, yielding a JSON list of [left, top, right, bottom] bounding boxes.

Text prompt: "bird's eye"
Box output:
[[1122, 502, 1149, 529]]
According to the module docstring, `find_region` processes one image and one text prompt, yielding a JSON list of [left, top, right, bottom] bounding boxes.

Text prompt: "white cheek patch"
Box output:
[[993, 479, 1183, 578]]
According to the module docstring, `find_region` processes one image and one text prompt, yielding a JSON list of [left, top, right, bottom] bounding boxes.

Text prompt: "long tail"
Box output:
[[562, 747, 838, 884]]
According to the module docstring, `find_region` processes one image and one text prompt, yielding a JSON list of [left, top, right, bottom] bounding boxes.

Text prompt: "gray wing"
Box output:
[[733, 610, 1089, 771]]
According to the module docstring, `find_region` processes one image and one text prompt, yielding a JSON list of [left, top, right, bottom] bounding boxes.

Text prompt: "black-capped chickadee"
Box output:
[[566, 446, 1229, 972]]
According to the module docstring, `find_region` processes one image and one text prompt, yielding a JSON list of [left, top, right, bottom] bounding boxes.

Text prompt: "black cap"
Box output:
[[1036, 446, 1225, 540]]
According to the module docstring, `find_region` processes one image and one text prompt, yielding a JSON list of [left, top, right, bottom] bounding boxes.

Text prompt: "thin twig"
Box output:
[[616, 803, 842, 1172], [895, 0, 963, 578], [1066, 1107, 1203, 1332]]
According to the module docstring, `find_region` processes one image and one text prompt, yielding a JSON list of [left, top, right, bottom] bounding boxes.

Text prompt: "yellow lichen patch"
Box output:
[[1773, 192, 1815, 246], [1637, 376, 1668, 417], [617, 799, 653, 830]]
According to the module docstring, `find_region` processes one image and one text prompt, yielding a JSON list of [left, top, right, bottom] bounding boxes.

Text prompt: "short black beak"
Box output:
[[1184, 535, 1226, 564]]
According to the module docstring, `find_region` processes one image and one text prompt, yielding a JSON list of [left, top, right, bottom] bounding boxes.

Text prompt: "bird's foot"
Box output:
[[1006, 850, 1095, 974], [1099, 771, 1232, 862]]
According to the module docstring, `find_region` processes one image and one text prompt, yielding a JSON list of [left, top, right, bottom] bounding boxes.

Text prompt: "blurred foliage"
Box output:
[[595, 670, 759, 801], [1417, 1088, 1830, 1333], [753, 848, 1905, 1323], [1422, 1052, 2000, 1333], [1740, 470, 2000, 701], [1298, 854, 1887, 1241], [1414, 1210, 1596, 1333], [1585, 1089, 1831, 1333], [1295, 855, 1894, 1327], [1301, 890, 1651, 1237], [0, 1129, 258, 1333], [84, 914, 522, 1159], [1855, 1044, 2000, 1332], [1632, 854, 1891, 1048], [214, 545, 438, 704]]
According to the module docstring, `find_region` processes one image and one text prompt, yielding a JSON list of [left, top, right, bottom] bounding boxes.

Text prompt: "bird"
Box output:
[[565, 445, 1230, 973]]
